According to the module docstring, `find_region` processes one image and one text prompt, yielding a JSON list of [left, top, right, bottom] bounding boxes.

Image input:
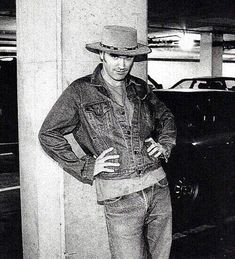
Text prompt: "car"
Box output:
[[154, 88, 235, 232], [0, 58, 19, 174], [171, 77, 235, 91], [0, 58, 21, 259], [148, 75, 163, 89]]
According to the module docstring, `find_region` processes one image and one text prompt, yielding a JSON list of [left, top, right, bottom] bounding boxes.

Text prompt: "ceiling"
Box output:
[[0, 0, 15, 58], [148, 0, 235, 59], [1, 0, 235, 58], [149, 0, 235, 34]]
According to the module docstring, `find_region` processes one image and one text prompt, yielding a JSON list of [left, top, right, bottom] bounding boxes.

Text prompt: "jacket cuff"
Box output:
[[80, 155, 96, 185]]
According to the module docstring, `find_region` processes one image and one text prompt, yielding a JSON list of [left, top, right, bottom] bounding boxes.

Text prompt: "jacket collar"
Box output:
[[90, 63, 144, 100], [90, 64, 110, 97]]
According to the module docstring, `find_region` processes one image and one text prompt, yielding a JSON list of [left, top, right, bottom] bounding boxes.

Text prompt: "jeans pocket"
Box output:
[[156, 177, 169, 188], [104, 196, 122, 205]]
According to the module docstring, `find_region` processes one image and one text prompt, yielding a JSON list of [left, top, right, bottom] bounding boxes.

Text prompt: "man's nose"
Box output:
[[118, 58, 126, 68]]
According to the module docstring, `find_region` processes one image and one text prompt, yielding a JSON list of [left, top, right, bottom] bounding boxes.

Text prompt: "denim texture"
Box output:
[[104, 178, 172, 259], [39, 64, 176, 185]]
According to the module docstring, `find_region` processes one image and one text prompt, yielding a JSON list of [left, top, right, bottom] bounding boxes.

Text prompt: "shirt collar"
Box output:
[[90, 63, 144, 100]]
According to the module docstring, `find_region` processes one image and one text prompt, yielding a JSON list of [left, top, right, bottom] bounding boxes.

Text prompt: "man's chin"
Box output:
[[114, 74, 127, 81]]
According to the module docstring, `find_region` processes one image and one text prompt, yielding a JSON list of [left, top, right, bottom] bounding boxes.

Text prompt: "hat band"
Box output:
[[100, 43, 138, 51]]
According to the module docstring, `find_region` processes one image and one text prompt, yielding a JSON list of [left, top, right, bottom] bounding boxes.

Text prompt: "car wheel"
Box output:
[[173, 176, 199, 202]]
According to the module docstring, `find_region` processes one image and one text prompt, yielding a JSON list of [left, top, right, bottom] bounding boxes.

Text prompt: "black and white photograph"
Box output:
[[0, 0, 235, 258]]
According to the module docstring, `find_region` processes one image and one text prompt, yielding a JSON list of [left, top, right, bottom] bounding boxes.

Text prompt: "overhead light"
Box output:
[[0, 57, 14, 61], [179, 34, 195, 51]]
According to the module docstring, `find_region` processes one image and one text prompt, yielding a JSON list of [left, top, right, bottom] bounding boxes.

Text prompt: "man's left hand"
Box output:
[[145, 137, 166, 158]]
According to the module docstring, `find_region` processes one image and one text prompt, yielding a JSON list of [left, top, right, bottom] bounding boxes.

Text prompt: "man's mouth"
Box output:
[[115, 70, 127, 74]]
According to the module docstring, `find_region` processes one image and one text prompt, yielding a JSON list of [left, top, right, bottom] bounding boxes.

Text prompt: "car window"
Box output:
[[225, 80, 235, 90], [196, 80, 225, 90], [194, 80, 211, 89], [210, 80, 225, 90], [174, 80, 193, 89]]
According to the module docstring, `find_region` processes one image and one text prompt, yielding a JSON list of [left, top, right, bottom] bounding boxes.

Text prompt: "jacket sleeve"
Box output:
[[38, 84, 95, 185], [148, 87, 177, 161]]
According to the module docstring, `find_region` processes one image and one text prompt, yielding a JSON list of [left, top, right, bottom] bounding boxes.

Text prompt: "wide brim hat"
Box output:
[[86, 25, 151, 56]]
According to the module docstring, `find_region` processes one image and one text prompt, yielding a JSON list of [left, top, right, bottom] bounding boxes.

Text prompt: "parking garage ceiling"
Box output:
[[0, 0, 15, 57], [148, 0, 235, 59], [0, 0, 235, 56], [149, 0, 235, 33]]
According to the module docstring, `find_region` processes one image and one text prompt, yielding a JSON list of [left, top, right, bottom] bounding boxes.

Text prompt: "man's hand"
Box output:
[[93, 147, 120, 177], [145, 137, 166, 159]]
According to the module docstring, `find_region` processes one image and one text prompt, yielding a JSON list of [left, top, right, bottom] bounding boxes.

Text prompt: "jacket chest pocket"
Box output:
[[83, 101, 112, 130]]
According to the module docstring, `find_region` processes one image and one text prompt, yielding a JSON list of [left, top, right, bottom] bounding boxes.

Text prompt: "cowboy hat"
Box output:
[[86, 25, 151, 56]]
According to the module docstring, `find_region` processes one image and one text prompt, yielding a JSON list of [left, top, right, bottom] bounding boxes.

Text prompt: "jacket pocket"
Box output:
[[84, 101, 111, 117], [83, 101, 112, 132]]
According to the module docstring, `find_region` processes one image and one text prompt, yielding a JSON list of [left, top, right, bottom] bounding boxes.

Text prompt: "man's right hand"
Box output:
[[93, 147, 120, 177]]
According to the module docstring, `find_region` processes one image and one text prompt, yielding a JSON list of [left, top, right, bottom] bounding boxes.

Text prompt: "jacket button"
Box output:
[[121, 111, 125, 115], [134, 150, 139, 154], [127, 130, 131, 135]]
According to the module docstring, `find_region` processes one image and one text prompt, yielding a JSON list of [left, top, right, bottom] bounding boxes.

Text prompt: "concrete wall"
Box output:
[[148, 60, 201, 88], [62, 2, 148, 258], [17, 0, 148, 258], [223, 62, 235, 77], [17, 1, 65, 258], [148, 60, 235, 89], [200, 33, 223, 77]]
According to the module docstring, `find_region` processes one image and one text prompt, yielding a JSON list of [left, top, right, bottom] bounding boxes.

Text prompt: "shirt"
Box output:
[[95, 75, 166, 201]]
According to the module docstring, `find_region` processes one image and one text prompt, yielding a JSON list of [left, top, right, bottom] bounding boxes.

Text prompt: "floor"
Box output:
[[170, 218, 235, 258], [0, 173, 235, 259], [0, 189, 22, 259], [1, 205, 235, 258]]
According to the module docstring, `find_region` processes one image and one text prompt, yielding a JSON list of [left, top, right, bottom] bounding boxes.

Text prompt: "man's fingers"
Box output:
[[147, 144, 157, 153], [99, 147, 114, 158], [94, 148, 120, 176], [146, 142, 163, 157], [145, 137, 153, 143], [154, 151, 162, 158], [102, 168, 115, 173], [147, 143, 161, 152], [101, 154, 119, 162], [103, 162, 120, 167], [149, 148, 160, 156]]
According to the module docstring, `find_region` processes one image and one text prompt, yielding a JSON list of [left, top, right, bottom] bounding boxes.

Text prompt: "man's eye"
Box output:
[[110, 54, 119, 59]]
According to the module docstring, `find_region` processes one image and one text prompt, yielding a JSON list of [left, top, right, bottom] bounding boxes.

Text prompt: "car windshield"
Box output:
[[174, 80, 193, 89], [173, 79, 230, 90], [193, 80, 210, 89]]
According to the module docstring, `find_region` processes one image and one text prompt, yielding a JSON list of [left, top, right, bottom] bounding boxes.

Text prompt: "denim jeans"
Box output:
[[104, 178, 172, 259]]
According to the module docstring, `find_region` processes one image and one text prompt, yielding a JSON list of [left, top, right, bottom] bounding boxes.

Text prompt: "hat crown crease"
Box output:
[[101, 26, 137, 49]]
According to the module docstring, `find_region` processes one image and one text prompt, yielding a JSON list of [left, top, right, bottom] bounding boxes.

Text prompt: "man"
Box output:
[[39, 25, 176, 259]]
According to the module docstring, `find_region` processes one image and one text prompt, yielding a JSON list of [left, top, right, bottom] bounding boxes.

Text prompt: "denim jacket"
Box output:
[[38, 64, 176, 185]]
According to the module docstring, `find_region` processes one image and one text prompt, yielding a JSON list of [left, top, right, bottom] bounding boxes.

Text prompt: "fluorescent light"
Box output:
[[179, 34, 195, 51], [0, 57, 13, 61]]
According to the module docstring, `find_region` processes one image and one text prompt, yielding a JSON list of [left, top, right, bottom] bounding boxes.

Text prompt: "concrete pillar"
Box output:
[[200, 32, 223, 76], [17, 0, 148, 258]]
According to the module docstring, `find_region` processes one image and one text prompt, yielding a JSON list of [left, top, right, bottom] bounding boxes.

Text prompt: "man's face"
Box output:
[[100, 52, 134, 83]]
